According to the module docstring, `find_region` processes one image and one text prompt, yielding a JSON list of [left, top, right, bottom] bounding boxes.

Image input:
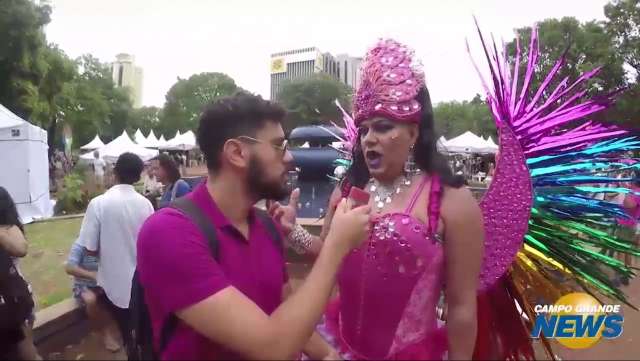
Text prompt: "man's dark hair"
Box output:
[[114, 152, 144, 185], [154, 153, 181, 183], [197, 92, 286, 171]]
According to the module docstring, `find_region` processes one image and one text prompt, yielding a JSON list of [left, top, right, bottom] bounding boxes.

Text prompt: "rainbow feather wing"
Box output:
[[472, 22, 640, 303]]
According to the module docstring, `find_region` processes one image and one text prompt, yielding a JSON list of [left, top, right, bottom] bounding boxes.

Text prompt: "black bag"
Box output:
[[0, 248, 34, 332], [127, 197, 282, 360]]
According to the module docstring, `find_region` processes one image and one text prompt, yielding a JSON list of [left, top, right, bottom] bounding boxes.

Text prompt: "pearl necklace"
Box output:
[[367, 173, 415, 212]]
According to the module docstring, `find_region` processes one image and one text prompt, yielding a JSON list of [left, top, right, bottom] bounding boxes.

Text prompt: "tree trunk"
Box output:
[[47, 117, 57, 159]]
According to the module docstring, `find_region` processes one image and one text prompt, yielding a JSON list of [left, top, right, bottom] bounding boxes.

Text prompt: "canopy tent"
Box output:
[[482, 136, 499, 153], [158, 130, 181, 150], [436, 136, 448, 152], [157, 135, 169, 148], [441, 131, 497, 154], [80, 135, 105, 150], [177, 130, 197, 150], [145, 130, 160, 148], [0, 104, 53, 223], [160, 130, 197, 151], [81, 130, 158, 163], [134, 129, 147, 146]]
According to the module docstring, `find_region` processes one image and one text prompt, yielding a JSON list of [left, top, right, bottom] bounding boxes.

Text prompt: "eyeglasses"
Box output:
[[237, 136, 289, 156]]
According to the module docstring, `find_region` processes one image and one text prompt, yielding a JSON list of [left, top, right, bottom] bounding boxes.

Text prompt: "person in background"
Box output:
[[151, 154, 192, 208], [93, 151, 106, 190], [77, 152, 154, 352], [141, 163, 163, 202], [0, 187, 41, 360], [65, 239, 121, 352], [180, 153, 188, 175]]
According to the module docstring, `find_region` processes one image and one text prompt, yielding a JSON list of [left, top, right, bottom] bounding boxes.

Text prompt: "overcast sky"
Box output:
[[45, 0, 610, 107]]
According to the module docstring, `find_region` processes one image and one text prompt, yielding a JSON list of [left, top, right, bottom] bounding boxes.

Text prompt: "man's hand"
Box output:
[[323, 349, 343, 360], [267, 188, 300, 236]]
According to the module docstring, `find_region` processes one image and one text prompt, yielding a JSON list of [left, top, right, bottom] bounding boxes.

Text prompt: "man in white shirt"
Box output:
[[78, 152, 154, 351], [93, 151, 106, 189]]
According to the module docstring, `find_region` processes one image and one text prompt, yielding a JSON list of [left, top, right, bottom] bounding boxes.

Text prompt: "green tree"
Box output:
[[161, 72, 238, 136], [38, 45, 76, 155], [603, 0, 640, 128], [433, 94, 496, 139], [277, 74, 353, 132], [507, 18, 627, 97], [605, 0, 640, 76], [59, 55, 133, 148], [129, 106, 161, 135], [0, 0, 52, 119], [506, 17, 635, 127]]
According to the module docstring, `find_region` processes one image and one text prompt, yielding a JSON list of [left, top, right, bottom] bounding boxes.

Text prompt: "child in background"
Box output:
[[65, 239, 121, 352]]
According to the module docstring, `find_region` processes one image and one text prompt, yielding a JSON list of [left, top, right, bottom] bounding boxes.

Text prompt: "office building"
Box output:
[[335, 54, 362, 90], [270, 47, 344, 101], [111, 53, 144, 108]]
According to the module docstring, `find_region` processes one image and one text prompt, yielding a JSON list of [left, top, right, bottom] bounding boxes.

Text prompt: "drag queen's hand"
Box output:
[[267, 188, 300, 236]]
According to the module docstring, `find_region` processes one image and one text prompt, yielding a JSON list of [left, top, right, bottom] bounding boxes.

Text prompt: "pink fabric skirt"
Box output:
[[322, 299, 447, 360]]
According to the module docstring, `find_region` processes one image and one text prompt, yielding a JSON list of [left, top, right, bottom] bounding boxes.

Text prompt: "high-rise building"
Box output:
[[111, 53, 144, 108], [270, 47, 343, 101], [335, 54, 362, 90]]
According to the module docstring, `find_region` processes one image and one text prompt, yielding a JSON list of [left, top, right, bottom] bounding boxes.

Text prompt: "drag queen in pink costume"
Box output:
[[272, 39, 485, 360], [275, 22, 640, 360]]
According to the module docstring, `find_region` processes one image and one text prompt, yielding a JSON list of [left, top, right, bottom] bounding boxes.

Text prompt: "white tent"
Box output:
[[442, 131, 495, 154], [160, 130, 196, 151], [166, 130, 182, 147], [145, 130, 160, 148], [81, 130, 158, 163], [157, 135, 169, 148], [80, 135, 105, 150], [0, 104, 53, 223], [436, 136, 448, 152], [482, 136, 499, 153], [178, 130, 197, 150], [134, 129, 147, 146]]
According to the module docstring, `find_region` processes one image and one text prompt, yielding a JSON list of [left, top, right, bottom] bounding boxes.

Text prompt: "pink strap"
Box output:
[[404, 175, 430, 213], [427, 175, 442, 235]]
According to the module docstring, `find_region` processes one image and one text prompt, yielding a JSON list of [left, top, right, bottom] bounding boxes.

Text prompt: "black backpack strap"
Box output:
[[171, 197, 219, 259], [254, 208, 283, 254], [158, 315, 178, 354], [154, 197, 219, 353]]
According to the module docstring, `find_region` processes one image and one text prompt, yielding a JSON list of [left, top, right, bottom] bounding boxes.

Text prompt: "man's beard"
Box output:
[[247, 155, 288, 201]]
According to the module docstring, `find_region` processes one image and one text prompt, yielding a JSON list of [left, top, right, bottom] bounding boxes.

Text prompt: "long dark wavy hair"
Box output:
[[344, 87, 464, 190], [0, 186, 24, 233]]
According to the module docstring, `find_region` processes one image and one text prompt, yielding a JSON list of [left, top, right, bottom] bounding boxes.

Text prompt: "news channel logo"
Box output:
[[530, 292, 624, 349]]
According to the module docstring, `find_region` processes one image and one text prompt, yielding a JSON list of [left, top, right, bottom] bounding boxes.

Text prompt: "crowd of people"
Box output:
[[448, 155, 495, 185], [1, 36, 639, 361]]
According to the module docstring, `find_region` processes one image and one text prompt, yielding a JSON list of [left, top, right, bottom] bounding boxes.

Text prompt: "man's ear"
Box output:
[[222, 139, 249, 169]]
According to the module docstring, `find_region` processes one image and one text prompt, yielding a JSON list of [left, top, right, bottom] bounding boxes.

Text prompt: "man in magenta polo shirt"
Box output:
[[136, 92, 371, 360]]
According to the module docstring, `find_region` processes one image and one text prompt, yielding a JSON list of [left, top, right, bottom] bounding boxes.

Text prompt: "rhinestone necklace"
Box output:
[[368, 174, 414, 212]]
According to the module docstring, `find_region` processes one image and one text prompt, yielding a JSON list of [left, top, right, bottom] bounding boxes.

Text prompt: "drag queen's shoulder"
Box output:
[[439, 185, 482, 223]]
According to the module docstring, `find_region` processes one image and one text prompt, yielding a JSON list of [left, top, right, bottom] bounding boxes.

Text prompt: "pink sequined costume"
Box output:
[[318, 39, 452, 360], [322, 21, 640, 360], [325, 175, 447, 360]]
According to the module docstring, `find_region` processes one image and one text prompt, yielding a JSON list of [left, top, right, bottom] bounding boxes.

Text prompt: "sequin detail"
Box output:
[[478, 124, 533, 289]]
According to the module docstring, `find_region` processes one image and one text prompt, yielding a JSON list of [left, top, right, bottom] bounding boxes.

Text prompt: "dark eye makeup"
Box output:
[[359, 119, 395, 139]]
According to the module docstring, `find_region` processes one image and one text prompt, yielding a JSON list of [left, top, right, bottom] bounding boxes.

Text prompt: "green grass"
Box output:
[[21, 217, 83, 310]]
